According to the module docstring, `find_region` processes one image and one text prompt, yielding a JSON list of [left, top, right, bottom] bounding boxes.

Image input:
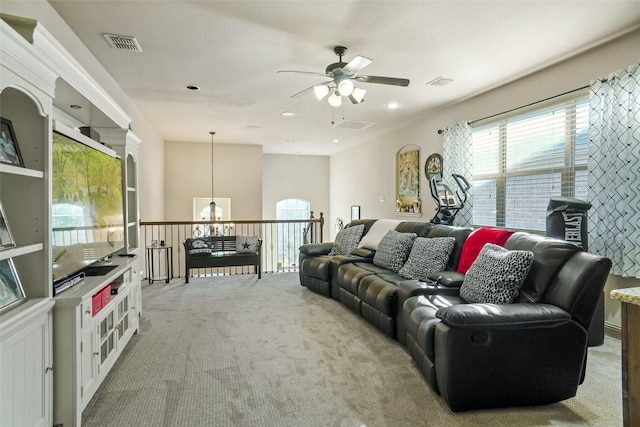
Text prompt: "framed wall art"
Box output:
[[0, 117, 25, 167], [0, 258, 26, 314], [396, 145, 421, 213], [351, 205, 361, 221], [0, 202, 15, 249]]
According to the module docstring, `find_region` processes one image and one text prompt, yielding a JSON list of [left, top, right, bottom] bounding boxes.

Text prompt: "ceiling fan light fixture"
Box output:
[[313, 85, 330, 100], [328, 91, 342, 107], [349, 87, 366, 104], [337, 79, 354, 96]]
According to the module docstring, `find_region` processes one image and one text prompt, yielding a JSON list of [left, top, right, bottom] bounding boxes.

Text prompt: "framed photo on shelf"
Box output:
[[0, 117, 25, 167], [351, 205, 361, 221], [0, 258, 26, 314], [0, 202, 15, 249]]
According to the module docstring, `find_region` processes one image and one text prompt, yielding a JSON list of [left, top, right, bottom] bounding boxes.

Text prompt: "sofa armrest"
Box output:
[[427, 271, 465, 287], [350, 247, 375, 258], [436, 303, 571, 330], [299, 242, 333, 256], [434, 303, 587, 412]]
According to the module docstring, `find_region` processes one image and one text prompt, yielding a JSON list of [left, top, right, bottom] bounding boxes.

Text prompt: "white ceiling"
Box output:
[[48, 0, 640, 156]]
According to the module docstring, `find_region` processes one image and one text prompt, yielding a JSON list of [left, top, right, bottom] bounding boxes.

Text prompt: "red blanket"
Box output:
[[457, 227, 515, 274]]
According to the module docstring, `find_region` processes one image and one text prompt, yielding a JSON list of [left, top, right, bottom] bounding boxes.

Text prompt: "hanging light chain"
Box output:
[[210, 131, 216, 200]]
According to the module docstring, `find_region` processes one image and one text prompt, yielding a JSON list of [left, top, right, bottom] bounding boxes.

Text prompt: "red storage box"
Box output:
[[91, 285, 112, 317], [92, 293, 102, 317], [101, 285, 111, 307]]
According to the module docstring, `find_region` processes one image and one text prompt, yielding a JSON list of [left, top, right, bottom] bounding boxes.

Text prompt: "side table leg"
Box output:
[[165, 247, 170, 283], [622, 302, 640, 427]]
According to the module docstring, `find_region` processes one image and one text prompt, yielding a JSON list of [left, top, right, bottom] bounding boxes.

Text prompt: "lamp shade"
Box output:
[[337, 79, 354, 96], [313, 85, 330, 100], [328, 91, 342, 107], [349, 87, 366, 104]]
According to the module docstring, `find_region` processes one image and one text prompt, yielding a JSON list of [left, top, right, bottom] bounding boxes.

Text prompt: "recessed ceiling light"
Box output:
[[333, 139, 339, 143], [281, 111, 295, 117], [70, 104, 82, 109], [185, 85, 200, 91], [295, 151, 302, 154], [387, 102, 399, 109]]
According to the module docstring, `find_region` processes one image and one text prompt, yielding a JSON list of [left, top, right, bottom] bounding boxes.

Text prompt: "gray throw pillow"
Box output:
[[460, 243, 534, 304], [236, 236, 260, 253], [328, 224, 365, 256], [372, 230, 417, 273], [399, 237, 456, 281]]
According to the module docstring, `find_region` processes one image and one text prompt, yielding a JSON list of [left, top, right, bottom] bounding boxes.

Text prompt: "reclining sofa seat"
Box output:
[[400, 231, 612, 412], [336, 224, 472, 339], [299, 219, 378, 299]]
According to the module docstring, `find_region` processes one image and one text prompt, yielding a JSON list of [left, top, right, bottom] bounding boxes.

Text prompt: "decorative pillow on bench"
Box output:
[[185, 238, 213, 255], [236, 235, 260, 253], [460, 243, 534, 304]]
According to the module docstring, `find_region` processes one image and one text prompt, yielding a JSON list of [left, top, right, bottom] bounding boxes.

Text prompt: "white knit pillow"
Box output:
[[357, 219, 403, 250]]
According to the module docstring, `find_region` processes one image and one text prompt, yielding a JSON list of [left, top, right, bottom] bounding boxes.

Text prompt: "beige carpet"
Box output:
[[82, 273, 623, 427]]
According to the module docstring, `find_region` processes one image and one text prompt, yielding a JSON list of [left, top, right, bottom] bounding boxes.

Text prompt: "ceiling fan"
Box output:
[[277, 46, 410, 106]]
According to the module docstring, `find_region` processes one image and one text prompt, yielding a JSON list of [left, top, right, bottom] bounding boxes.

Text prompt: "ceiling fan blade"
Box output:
[[343, 55, 372, 74], [356, 75, 410, 87], [277, 70, 329, 78], [290, 80, 332, 99], [290, 85, 315, 99]]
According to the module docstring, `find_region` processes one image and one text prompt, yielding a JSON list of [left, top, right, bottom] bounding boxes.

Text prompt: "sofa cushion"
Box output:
[[504, 232, 581, 302], [399, 237, 456, 281], [457, 227, 515, 274], [236, 235, 260, 253], [328, 224, 365, 256], [358, 219, 403, 250], [373, 230, 417, 273], [460, 243, 534, 304], [395, 221, 433, 237]]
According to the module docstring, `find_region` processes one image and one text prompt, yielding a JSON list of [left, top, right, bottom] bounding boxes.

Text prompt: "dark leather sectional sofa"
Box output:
[[298, 219, 612, 412]]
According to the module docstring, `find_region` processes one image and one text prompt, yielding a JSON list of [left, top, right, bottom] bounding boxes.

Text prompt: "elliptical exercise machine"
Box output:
[[428, 173, 470, 225]]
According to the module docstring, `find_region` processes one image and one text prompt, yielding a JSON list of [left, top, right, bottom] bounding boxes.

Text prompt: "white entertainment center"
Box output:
[[0, 14, 141, 427]]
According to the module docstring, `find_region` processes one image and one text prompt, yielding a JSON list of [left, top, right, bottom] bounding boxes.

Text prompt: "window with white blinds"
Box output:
[[471, 93, 589, 232]]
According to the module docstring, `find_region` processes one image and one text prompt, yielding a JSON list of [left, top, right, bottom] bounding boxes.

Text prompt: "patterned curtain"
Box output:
[[442, 121, 473, 227], [587, 63, 640, 278]]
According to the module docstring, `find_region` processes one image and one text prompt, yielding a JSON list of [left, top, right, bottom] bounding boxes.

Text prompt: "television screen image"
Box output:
[[51, 127, 124, 286]]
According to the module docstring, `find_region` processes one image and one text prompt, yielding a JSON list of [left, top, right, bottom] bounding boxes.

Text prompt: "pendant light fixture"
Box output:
[[209, 131, 216, 222]]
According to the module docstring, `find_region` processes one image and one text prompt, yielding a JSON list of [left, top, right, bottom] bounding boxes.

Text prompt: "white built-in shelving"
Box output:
[[0, 13, 141, 427]]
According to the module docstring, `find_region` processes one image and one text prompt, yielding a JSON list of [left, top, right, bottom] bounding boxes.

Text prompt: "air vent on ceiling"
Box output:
[[332, 120, 375, 130], [427, 76, 454, 87], [103, 34, 143, 52]]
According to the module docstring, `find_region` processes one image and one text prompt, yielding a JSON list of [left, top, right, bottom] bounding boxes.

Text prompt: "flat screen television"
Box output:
[[51, 122, 124, 291]]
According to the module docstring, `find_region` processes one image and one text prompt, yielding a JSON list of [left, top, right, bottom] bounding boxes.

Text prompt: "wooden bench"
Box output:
[[183, 236, 262, 282]]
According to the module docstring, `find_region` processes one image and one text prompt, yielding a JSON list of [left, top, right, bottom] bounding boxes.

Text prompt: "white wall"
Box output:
[[330, 27, 640, 329], [164, 141, 263, 220], [262, 154, 330, 222]]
